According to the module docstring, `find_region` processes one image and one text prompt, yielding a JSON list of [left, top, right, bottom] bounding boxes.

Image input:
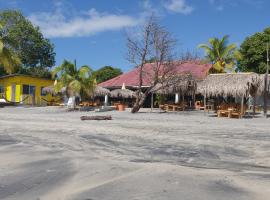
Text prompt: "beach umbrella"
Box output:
[[110, 88, 136, 99], [93, 86, 111, 97]]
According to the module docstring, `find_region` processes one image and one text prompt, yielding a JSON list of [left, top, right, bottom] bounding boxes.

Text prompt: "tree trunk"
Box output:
[[131, 93, 148, 113]]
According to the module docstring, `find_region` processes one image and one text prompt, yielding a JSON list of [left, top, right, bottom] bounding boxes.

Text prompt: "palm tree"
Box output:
[[0, 23, 20, 74], [198, 35, 241, 73], [52, 60, 96, 107]]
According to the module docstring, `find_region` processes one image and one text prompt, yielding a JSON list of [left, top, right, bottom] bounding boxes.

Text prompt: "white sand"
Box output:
[[0, 106, 270, 200]]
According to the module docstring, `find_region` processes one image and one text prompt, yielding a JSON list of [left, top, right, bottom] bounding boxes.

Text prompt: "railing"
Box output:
[[21, 95, 34, 105]]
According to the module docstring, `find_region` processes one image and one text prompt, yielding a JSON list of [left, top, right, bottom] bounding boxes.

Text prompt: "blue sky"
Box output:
[[0, 0, 269, 72]]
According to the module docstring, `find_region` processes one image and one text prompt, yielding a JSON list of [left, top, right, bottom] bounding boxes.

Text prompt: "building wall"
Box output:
[[0, 75, 55, 105]]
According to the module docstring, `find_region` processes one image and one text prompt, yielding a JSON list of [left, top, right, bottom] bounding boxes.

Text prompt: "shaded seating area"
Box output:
[[217, 103, 248, 118], [151, 73, 197, 112], [197, 73, 262, 118], [159, 102, 187, 111], [110, 88, 136, 111]]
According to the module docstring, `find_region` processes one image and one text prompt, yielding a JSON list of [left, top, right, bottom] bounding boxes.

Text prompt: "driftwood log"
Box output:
[[80, 115, 112, 120]]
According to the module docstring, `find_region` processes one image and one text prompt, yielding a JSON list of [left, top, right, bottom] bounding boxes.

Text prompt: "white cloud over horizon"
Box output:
[[164, 0, 193, 14], [28, 8, 141, 38]]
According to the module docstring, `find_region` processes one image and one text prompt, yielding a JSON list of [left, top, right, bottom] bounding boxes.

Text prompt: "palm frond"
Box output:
[[69, 80, 82, 94]]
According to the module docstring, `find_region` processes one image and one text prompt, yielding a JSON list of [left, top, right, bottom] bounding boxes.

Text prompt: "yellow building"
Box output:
[[0, 74, 56, 106]]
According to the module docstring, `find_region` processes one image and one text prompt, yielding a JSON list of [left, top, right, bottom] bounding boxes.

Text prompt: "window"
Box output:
[[41, 87, 46, 96], [29, 86, 35, 95], [23, 85, 29, 95], [22, 85, 35, 95], [0, 85, 3, 93]]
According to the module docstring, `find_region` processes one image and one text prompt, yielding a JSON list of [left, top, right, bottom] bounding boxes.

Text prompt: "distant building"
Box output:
[[0, 74, 55, 106], [99, 61, 212, 89], [99, 61, 212, 107]]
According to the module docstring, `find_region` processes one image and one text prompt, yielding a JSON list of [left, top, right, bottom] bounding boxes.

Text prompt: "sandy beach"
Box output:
[[0, 106, 270, 200]]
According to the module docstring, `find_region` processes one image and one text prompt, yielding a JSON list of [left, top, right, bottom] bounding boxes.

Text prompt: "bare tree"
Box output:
[[127, 16, 177, 113], [179, 50, 200, 61]]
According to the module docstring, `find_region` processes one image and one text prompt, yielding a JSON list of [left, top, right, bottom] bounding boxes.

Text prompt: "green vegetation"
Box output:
[[237, 28, 270, 73], [0, 23, 20, 74], [199, 35, 241, 73], [93, 66, 122, 83], [52, 60, 95, 99], [0, 10, 55, 78]]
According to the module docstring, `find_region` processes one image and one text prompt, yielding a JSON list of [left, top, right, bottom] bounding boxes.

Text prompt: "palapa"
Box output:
[[93, 86, 110, 97], [151, 73, 197, 95], [110, 88, 136, 98], [197, 73, 262, 97]]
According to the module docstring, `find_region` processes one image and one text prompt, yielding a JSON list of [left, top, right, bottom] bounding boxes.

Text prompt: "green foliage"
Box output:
[[0, 10, 55, 77], [0, 22, 21, 74], [52, 60, 96, 99], [237, 28, 270, 73], [154, 94, 166, 106], [93, 66, 122, 83], [198, 35, 241, 73]]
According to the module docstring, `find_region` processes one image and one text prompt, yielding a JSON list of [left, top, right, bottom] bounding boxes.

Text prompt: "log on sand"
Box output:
[[80, 115, 112, 120]]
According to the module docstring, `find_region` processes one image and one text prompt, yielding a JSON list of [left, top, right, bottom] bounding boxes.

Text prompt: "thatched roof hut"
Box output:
[[197, 73, 262, 97], [93, 86, 110, 97], [110, 89, 136, 98], [151, 74, 197, 95]]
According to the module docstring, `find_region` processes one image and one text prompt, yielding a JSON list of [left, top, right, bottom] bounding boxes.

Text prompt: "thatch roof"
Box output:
[[93, 86, 110, 97], [259, 74, 270, 94], [42, 86, 67, 95], [42, 86, 55, 94], [197, 73, 262, 97], [110, 89, 136, 98], [151, 74, 197, 95]]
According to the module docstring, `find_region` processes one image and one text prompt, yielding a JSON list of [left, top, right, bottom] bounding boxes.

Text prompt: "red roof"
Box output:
[[99, 61, 212, 88]]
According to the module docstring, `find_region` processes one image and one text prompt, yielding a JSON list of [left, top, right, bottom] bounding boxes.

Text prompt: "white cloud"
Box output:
[[209, 0, 264, 11], [164, 0, 193, 14], [28, 8, 141, 38]]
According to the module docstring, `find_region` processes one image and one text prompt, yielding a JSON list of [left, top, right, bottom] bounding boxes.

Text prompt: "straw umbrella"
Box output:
[[93, 86, 110, 97], [151, 74, 197, 107], [110, 83, 136, 110], [110, 88, 136, 99], [93, 86, 111, 106]]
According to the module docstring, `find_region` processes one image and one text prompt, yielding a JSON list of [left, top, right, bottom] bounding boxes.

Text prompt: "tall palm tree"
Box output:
[[198, 35, 241, 73], [0, 23, 20, 74], [52, 60, 96, 106]]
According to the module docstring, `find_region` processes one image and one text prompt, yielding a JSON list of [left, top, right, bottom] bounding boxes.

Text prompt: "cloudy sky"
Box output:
[[0, 0, 268, 71]]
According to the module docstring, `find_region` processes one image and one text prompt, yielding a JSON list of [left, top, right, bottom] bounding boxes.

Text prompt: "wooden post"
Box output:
[[182, 93, 185, 111], [193, 92, 195, 109], [241, 95, 245, 118], [151, 93, 154, 111], [204, 91, 207, 113]]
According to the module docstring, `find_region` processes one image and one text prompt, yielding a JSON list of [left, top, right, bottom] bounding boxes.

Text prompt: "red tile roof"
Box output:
[[99, 61, 212, 88]]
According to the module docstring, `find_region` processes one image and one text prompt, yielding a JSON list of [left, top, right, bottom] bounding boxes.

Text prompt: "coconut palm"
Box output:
[[52, 60, 96, 106], [0, 23, 20, 74], [198, 35, 241, 73]]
